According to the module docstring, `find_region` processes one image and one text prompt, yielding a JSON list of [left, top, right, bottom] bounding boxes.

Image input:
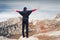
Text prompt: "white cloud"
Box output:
[[0, 1, 60, 22], [0, 12, 21, 22]]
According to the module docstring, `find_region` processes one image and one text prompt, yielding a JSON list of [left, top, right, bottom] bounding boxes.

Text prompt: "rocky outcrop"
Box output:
[[0, 14, 60, 40], [0, 17, 22, 37]]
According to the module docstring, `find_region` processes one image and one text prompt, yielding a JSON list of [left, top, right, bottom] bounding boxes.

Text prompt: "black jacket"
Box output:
[[18, 10, 32, 20]]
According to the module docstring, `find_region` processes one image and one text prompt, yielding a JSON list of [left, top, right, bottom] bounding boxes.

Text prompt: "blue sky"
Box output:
[[0, 0, 60, 22]]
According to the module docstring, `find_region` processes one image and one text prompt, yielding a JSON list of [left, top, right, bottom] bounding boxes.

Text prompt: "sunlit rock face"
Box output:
[[18, 36, 38, 40], [55, 14, 60, 21]]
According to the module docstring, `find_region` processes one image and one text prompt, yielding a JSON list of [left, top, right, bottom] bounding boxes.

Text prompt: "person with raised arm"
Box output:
[[16, 7, 38, 38]]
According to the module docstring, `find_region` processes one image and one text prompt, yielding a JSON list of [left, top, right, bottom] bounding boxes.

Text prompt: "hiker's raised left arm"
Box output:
[[32, 7, 40, 12], [32, 9, 37, 12]]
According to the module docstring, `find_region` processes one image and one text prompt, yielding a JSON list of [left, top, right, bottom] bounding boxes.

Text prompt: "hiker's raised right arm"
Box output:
[[16, 10, 20, 12], [16, 10, 22, 16]]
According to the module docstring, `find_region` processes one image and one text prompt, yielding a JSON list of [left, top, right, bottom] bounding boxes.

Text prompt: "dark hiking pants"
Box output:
[[22, 19, 29, 38]]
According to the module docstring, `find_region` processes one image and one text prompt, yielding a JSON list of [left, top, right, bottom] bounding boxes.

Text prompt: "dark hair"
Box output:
[[23, 7, 27, 11]]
